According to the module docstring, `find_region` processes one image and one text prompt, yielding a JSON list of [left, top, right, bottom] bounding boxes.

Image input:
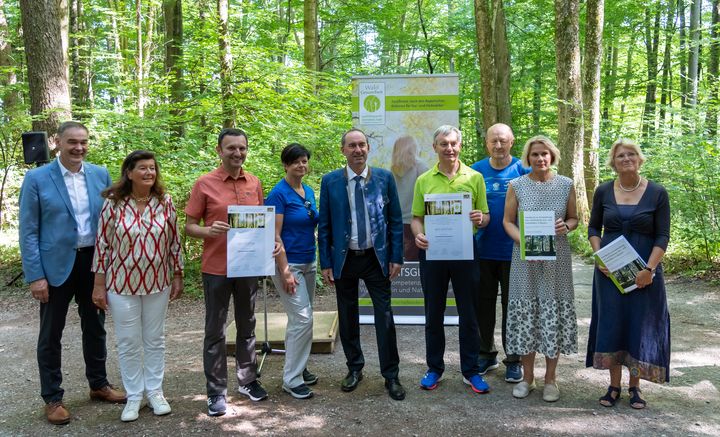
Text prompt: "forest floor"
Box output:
[[0, 258, 718, 437]]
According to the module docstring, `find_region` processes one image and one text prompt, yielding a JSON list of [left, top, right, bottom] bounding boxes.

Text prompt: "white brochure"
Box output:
[[594, 235, 649, 294], [519, 210, 557, 260], [226, 205, 276, 277], [424, 192, 473, 261]]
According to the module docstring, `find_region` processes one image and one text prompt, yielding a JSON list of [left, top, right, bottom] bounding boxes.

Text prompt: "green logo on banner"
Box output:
[[363, 95, 381, 112]]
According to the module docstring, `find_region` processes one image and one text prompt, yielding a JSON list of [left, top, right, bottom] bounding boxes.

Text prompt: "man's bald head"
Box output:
[[485, 123, 515, 167]]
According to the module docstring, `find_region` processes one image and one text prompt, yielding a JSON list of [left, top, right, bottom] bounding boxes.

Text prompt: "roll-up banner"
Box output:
[[351, 74, 460, 325]]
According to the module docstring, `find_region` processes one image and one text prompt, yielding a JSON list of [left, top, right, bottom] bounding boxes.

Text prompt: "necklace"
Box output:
[[618, 176, 642, 192], [131, 193, 151, 202]]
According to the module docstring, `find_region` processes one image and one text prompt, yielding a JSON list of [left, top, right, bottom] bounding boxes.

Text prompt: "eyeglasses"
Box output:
[[304, 200, 315, 219]]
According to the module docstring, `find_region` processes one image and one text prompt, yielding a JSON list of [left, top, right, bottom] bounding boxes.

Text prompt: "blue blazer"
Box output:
[[19, 159, 112, 286], [318, 166, 403, 278]]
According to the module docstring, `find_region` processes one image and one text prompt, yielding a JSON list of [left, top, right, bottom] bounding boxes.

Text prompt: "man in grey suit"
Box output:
[[19, 121, 126, 425]]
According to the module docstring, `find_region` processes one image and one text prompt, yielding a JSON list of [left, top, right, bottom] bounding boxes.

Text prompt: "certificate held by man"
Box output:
[[424, 192, 473, 260], [226, 205, 276, 277]]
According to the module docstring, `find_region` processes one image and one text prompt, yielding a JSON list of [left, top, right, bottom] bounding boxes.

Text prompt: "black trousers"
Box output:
[[201, 274, 258, 396], [419, 250, 481, 378], [476, 259, 519, 365], [334, 250, 400, 380], [37, 249, 109, 403]]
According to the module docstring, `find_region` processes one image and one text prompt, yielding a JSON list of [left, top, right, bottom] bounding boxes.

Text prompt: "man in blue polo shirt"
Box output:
[[471, 123, 530, 383]]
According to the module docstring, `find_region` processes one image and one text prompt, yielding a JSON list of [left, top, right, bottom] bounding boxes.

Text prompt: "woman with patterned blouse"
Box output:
[[92, 150, 183, 422]]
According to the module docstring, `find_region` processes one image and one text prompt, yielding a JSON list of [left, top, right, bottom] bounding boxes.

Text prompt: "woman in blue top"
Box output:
[[266, 143, 320, 399]]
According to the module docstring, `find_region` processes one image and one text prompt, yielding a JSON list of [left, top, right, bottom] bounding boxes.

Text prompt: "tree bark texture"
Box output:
[[554, 0, 588, 221], [164, 0, 184, 137], [218, 0, 235, 128], [473, 0, 512, 130], [303, 0, 319, 71], [582, 0, 603, 207], [19, 0, 72, 135]]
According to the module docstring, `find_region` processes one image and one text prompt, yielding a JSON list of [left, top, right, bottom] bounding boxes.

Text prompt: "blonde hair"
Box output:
[[391, 135, 419, 176], [607, 139, 646, 171], [521, 135, 561, 167]]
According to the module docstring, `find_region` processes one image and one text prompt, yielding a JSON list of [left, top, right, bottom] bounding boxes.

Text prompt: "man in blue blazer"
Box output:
[[318, 128, 405, 400], [19, 121, 125, 425]]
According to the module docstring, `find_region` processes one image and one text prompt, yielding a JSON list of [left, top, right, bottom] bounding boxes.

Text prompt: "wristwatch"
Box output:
[[644, 266, 656, 273]]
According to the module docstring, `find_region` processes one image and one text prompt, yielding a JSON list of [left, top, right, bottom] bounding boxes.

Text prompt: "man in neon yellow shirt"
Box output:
[[411, 125, 491, 394]]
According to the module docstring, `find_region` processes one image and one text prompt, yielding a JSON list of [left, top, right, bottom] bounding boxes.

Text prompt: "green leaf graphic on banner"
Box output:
[[363, 95, 381, 112]]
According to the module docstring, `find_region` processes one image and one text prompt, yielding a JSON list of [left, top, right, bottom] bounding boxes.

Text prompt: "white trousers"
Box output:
[[108, 289, 170, 401], [271, 263, 316, 388]]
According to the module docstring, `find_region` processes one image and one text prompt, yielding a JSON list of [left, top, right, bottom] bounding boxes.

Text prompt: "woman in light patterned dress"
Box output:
[[92, 150, 184, 422], [502, 136, 578, 402]]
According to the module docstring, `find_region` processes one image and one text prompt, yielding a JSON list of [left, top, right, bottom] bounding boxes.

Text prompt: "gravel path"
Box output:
[[0, 258, 718, 436]]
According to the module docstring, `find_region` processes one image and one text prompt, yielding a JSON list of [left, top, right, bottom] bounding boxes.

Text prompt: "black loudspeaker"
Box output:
[[22, 131, 49, 165]]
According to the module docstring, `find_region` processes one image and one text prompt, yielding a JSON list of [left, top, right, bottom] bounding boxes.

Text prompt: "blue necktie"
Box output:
[[353, 175, 367, 249]]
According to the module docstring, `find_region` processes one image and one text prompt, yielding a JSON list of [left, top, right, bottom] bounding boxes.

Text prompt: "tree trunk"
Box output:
[[217, 0, 234, 128], [0, 0, 19, 115], [164, 0, 184, 137], [303, 0, 319, 71], [642, 3, 661, 140], [582, 0, 603, 207], [602, 36, 618, 123], [59, 0, 69, 87], [659, 0, 677, 125], [679, 0, 688, 109], [493, 0, 512, 125], [108, 0, 125, 110], [705, 0, 719, 136], [19, 0, 72, 136], [688, 0, 701, 108], [474, 0, 497, 129], [70, 0, 92, 111], [554, 0, 588, 221], [136, 0, 145, 116]]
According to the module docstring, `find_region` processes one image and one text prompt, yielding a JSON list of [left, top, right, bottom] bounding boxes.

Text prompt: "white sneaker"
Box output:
[[147, 392, 172, 416], [121, 400, 142, 422], [512, 380, 536, 399]]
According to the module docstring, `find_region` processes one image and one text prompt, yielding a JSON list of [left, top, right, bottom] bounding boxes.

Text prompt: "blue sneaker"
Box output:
[[207, 395, 227, 416], [463, 374, 490, 394], [478, 358, 500, 375], [419, 371, 443, 390], [505, 362, 523, 383]]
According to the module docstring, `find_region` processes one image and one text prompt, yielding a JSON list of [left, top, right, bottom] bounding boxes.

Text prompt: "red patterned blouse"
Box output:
[[93, 194, 184, 295]]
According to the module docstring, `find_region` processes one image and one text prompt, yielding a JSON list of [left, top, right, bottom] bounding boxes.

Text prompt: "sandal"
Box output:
[[599, 385, 621, 407], [628, 386, 647, 409]]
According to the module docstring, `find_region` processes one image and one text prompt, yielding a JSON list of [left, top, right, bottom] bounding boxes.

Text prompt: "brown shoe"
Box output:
[[44, 401, 71, 425], [89, 384, 127, 403]]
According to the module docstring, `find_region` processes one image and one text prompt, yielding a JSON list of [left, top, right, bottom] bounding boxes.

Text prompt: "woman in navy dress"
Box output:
[[586, 139, 671, 409]]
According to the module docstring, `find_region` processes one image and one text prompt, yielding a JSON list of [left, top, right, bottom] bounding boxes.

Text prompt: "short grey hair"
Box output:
[[432, 125, 462, 145]]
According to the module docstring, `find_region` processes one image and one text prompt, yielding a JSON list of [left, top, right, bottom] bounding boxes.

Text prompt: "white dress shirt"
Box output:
[[58, 160, 94, 248], [346, 166, 373, 250]]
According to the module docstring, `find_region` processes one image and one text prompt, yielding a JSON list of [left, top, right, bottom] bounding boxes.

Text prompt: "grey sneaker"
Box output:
[[283, 383, 314, 399], [207, 395, 226, 416], [238, 380, 268, 402]]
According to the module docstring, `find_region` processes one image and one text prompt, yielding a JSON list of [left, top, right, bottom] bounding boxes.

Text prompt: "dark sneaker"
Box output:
[[283, 383, 314, 399], [238, 380, 268, 402], [207, 395, 227, 416], [505, 362, 523, 383], [477, 358, 499, 375], [419, 371, 443, 390], [463, 374, 490, 394], [303, 368, 318, 386]]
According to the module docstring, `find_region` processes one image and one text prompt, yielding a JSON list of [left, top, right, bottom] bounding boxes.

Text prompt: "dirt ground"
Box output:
[[0, 259, 718, 436]]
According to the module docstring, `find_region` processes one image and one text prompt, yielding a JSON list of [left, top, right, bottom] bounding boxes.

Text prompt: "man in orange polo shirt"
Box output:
[[185, 128, 293, 416]]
